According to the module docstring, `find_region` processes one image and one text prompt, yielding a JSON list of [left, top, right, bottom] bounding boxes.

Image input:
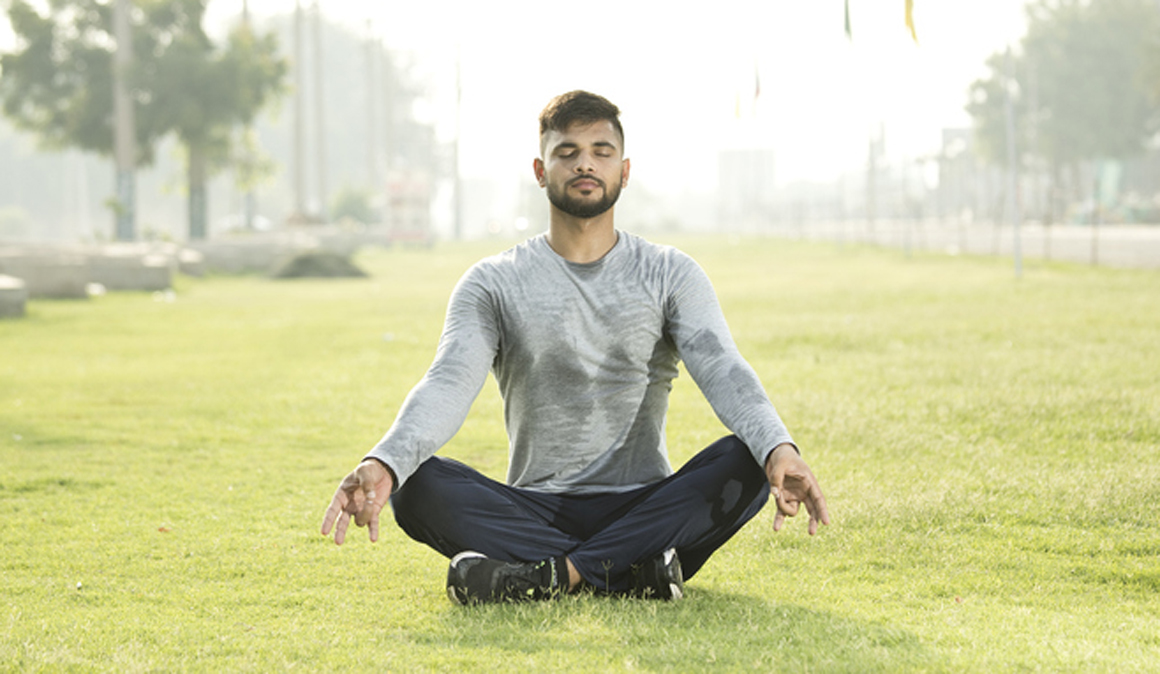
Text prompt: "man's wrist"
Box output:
[[765, 443, 800, 471], [772, 442, 799, 457], [362, 456, 398, 492]]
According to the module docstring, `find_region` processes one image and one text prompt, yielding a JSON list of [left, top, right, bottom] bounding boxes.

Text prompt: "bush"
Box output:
[[268, 251, 368, 279], [330, 187, 377, 225]]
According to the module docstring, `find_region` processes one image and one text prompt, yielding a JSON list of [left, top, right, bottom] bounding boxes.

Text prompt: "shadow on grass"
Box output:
[[414, 587, 938, 671], [0, 476, 112, 495]]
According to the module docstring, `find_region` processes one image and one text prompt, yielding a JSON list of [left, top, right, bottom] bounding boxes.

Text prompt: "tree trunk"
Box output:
[[188, 142, 208, 240]]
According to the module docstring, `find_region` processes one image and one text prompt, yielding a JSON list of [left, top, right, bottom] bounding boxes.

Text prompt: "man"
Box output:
[[321, 90, 829, 604]]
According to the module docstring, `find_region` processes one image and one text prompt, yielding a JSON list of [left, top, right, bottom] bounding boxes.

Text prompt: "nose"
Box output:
[[574, 151, 596, 174]]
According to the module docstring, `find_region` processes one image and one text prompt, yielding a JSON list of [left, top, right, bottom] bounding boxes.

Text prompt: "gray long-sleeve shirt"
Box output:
[[367, 232, 794, 494]]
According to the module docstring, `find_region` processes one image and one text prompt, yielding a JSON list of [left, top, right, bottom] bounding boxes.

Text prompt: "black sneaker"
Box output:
[[630, 548, 684, 600], [447, 551, 565, 604]]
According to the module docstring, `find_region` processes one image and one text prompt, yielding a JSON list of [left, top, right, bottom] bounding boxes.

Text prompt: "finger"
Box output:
[[333, 511, 350, 546], [353, 467, 381, 529], [354, 498, 379, 528], [368, 507, 381, 543], [770, 480, 798, 517], [803, 482, 831, 527], [321, 503, 336, 536], [808, 512, 819, 536], [773, 510, 785, 532], [320, 493, 347, 536], [811, 494, 831, 528]]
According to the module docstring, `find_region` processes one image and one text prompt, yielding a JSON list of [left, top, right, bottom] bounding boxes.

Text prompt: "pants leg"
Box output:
[[566, 435, 769, 592], [389, 456, 582, 562], [391, 436, 769, 593]]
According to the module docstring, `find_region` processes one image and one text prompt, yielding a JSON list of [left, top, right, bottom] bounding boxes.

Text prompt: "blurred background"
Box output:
[[1, 0, 1158, 245]]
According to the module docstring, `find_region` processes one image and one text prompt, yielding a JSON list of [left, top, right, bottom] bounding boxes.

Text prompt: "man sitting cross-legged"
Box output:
[[321, 90, 830, 603]]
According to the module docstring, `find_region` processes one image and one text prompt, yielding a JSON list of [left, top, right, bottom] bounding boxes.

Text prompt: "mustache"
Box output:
[[568, 175, 606, 188]]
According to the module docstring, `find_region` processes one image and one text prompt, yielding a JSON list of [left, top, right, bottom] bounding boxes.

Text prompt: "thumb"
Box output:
[[771, 483, 799, 518]]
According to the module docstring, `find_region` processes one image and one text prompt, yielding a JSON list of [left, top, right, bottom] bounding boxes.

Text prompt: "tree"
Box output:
[[966, 0, 1160, 215], [0, 0, 286, 240], [146, 12, 286, 239], [0, 0, 184, 163]]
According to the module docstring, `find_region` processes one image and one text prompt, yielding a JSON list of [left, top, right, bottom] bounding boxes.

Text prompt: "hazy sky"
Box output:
[[223, 0, 1028, 193], [5, 1, 1030, 195]]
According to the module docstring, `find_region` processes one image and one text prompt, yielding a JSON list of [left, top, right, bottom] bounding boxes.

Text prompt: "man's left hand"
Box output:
[[765, 443, 831, 535]]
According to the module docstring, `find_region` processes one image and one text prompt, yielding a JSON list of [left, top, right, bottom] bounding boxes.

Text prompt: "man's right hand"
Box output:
[[321, 459, 395, 545]]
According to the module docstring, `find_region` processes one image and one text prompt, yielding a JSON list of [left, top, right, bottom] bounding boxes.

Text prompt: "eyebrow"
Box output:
[[552, 140, 619, 153]]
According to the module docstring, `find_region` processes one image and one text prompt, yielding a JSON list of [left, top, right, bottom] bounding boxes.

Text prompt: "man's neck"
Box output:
[[545, 209, 618, 264]]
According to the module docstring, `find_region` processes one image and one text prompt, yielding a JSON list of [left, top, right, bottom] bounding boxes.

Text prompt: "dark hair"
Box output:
[[538, 90, 624, 151]]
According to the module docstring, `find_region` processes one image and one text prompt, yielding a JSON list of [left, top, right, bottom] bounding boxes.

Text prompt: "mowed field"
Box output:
[[1, 237, 1157, 672]]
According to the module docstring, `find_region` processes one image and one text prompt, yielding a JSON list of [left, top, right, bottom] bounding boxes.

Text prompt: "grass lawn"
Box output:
[[1, 236, 1157, 672]]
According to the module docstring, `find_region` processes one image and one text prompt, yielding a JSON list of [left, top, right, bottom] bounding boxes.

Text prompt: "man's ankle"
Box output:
[[565, 556, 582, 591]]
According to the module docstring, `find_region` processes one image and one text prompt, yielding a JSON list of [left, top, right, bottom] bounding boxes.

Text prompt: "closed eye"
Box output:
[[594, 142, 617, 156]]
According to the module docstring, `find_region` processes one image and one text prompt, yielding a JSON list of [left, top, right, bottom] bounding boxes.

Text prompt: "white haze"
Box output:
[[207, 0, 1027, 194]]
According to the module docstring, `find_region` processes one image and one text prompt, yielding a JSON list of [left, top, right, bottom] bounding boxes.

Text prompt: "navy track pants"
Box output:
[[389, 435, 770, 592]]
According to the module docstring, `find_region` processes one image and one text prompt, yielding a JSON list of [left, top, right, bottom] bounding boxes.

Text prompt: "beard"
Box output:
[[546, 176, 622, 219]]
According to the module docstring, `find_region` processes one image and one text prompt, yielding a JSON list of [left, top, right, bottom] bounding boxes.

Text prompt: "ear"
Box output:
[[533, 158, 546, 187], [620, 158, 631, 188]]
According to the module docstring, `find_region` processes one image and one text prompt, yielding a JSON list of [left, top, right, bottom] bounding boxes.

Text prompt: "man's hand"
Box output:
[[321, 459, 395, 545], [765, 444, 831, 535]]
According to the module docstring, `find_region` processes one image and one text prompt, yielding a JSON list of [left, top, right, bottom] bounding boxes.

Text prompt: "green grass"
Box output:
[[1, 237, 1158, 672]]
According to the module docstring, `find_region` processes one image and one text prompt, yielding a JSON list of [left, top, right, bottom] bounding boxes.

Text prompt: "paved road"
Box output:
[[788, 221, 1160, 270]]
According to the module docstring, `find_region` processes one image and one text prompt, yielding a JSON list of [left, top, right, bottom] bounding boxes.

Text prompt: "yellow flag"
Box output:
[[905, 0, 918, 43]]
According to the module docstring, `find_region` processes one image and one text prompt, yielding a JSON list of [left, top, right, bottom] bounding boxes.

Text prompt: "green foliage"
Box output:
[[2, 0, 165, 161], [268, 251, 368, 279], [155, 15, 286, 238], [965, 51, 1019, 166], [148, 16, 286, 155], [229, 126, 278, 194], [1, 239, 1158, 671], [0, 0, 288, 238], [330, 186, 377, 224], [967, 0, 1160, 167]]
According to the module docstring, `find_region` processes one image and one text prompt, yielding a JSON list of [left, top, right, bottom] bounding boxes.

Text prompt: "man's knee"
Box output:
[[716, 434, 759, 462], [690, 435, 767, 484], [389, 457, 476, 556], [695, 436, 770, 516], [390, 456, 456, 524]]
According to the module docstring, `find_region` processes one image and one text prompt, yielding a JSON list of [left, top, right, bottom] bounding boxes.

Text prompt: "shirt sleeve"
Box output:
[[664, 251, 796, 469], [364, 264, 499, 488]]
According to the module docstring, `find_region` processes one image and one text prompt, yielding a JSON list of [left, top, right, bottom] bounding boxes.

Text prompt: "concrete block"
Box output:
[[189, 234, 319, 274], [87, 250, 172, 291], [0, 250, 88, 299], [177, 248, 205, 277], [0, 274, 27, 318]]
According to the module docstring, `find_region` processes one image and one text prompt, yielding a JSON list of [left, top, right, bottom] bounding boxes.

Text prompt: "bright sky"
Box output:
[[5, 0, 1030, 194], [270, 0, 1028, 192]]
